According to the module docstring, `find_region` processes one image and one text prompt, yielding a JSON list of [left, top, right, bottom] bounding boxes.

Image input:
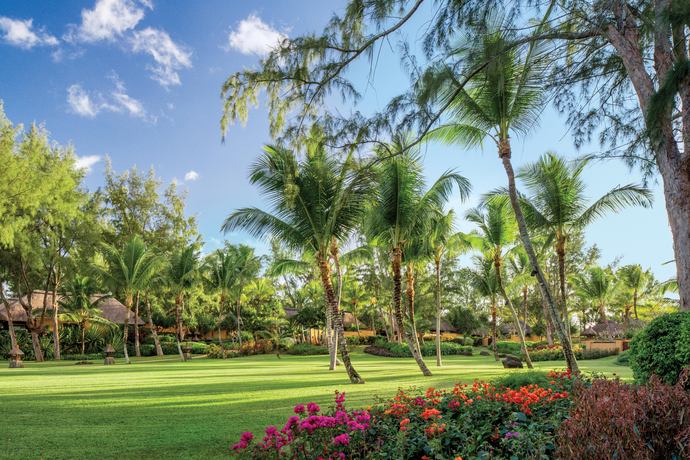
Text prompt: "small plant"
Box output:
[[286, 343, 329, 356], [557, 370, 690, 459]]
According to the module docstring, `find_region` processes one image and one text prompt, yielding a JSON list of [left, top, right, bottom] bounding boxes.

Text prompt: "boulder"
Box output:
[[502, 354, 523, 369], [479, 350, 490, 356]]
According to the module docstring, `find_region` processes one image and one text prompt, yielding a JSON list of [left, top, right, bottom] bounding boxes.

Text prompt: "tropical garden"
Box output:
[[2, 0, 690, 459]]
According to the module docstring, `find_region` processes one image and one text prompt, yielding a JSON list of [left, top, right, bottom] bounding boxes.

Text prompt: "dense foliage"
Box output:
[[364, 340, 472, 358], [629, 312, 690, 384]]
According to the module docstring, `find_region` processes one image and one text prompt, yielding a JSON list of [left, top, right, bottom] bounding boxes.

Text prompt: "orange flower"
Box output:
[[399, 418, 411, 431], [421, 408, 441, 420]]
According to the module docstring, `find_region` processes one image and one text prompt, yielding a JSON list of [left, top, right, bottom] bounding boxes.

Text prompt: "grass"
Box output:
[[0, 349, 630, 459]]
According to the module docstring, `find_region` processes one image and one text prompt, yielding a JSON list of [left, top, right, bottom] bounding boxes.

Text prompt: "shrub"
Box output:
[[615, 349, 630, 366], [286, 343, 329, 356], [207, 344, 239, 359], [231, 373, 577, 459], [61, 353, 103, 361], [629, 312, 690, 385], [364, 340, 472, 358], [556, 371, 690, 459], [527, 346, 618, 362], [345, 335, 385, 346], [463, 336, 474, 346], [492, 371, 551, 388], [496, 341, 522, 355]]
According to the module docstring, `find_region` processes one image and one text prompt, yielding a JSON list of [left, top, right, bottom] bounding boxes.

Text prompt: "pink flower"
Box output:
[[294, 404, 305, 414], [240, 432, 254, 442], [307, 402, 321, 414], [333, 433, 350, 446]]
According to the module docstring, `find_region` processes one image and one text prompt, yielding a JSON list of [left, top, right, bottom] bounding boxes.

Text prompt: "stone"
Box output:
[[479, 350, 490, 356], [502, 354, 523, 369]]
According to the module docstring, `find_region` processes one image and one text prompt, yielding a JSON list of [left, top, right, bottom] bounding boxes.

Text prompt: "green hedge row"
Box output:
[[364, 340, 473, 358]]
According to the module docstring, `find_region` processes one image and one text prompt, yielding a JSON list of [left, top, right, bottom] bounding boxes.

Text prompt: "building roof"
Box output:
[[0, 290, 142, 325], [583, 320, 623, 338], [500, 320, 533, 335], [431, 320, 458, 333]]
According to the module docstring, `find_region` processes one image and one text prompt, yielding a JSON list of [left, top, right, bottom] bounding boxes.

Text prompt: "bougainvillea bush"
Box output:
[[231, 370, 577, 459]]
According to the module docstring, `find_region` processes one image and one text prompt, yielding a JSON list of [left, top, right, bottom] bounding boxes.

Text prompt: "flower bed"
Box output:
[[231, 370, 576, 459]]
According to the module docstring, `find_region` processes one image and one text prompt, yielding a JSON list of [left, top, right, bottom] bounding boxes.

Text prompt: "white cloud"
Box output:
[[0, 17, 58, 49], [67, 84, 99, 117], [130, 28, 192, 87], [74, 154, 102, 172], [184, 170, 199, 181], [73, 0, 149, 42], [66, 76, 153, 121], [227, 14, 286, 56]]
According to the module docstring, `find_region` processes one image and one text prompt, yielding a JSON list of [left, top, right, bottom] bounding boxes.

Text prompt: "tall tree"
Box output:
[[58, 275, 112, 355], [366, 138, 470, 376], [571, 266, 615, 325], [424, 210, 469, 366], [168, 245, 199, 360], [94, 236, 162, 364], [471, 254, 501, 360], [517, 152, 652, 330], [223, 144, 371, 384], [466, 199, 533, 368]]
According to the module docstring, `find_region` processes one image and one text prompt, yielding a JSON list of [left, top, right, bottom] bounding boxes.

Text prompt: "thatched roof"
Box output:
[[500, 321, 533, 336], [283, 307, 298, 319], [583, 320, 623, 338], [431, 320, 458, 333], [0, 290, 142, 325]]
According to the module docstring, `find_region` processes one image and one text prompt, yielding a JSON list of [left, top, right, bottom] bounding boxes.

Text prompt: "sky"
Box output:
[[0, 0, 676, 281]]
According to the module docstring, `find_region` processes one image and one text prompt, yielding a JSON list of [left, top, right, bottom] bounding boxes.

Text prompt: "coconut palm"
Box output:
[[424, 210, 470, 366], [58, 275, 113, 355], [471, 254, 500, 359], [230, 245, 262, 347], [366, 138, 470, 376], [94, 236, 162, 364], [517, 152, 652, 330], [571, 266, 615, 326], [223, 144, 371, 384], [466, 199, 533, 368], [421, 25, 579, 371], [206, 246, 241, 346], [168, 245, 199, 360]]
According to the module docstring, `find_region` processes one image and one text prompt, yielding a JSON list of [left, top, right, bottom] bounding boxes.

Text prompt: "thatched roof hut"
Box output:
[[582, 320, 623, 338], [0, 290, 142, 325], [431, 320, 458, 333], [500, 321, 533, 336]]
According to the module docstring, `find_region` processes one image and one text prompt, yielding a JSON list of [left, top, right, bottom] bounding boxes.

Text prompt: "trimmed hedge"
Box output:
[[364, 340, 472, 358], [629, 312, 690, 385], [345, 335, 386, 346], [527, 347, 618, 362], [286, 343, 329, 355]]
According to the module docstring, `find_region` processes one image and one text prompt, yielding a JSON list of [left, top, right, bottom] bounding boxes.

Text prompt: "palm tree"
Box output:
[[517, 152, 652, 332], [571, 266, 615, 326], [94, 236, 162, 364], [206, 247, 238, 347], [466, 199, 533, 368], [223, 144, 371, 384], [168, 245, 199, 361], [424, 210, 469, 366], [58, 275, 113, 355], [366, 138, 470, 376], [471, 254, 500, 360], [422, 25, 579, 371], [231, 245, 261, 348]]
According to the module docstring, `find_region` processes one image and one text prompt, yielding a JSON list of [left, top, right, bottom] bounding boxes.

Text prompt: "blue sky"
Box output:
[[0, 0, 675, 281]]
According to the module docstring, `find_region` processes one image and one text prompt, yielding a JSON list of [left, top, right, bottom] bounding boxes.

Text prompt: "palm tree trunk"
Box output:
[[145, 299, 163, 356], [175, 293, 185, 361], [134, 293, 141, 358], [52, 283, 61, 360], [556, 237, 573, 344], [491, 297, 498, 361], [541, 295, 554, 345], [405, 263, 423, 357], [498, 139, 579, 373], [494, 255, 533, 369], [317, 255, 364, 384], [330, 241, 343, 369], [392, 246, 432, 376], [434, 257, 442, 367], [633, 289, 639, 320], [81, 325, 86, 355], [123, 302, 131, 365], [236, 300, 242, 348]]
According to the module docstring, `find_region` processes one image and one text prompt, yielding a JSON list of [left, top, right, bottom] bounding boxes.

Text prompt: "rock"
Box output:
[[502, 355, 523, 369], [479, 350, 490, 356]]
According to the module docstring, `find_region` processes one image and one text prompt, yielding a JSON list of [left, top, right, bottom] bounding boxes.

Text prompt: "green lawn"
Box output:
[[0, 350, 630, 459]]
